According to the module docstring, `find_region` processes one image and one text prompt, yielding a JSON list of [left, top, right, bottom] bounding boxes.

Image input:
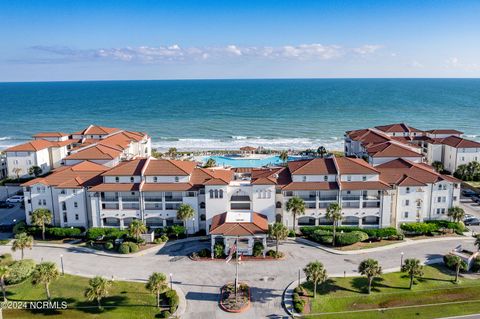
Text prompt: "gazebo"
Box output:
[[209, 212, 268, 257], [239, 146, 257, 155]]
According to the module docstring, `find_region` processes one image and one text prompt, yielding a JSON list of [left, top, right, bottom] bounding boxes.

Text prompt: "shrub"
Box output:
[[401, 222, 439, 235], [336, 231, 369, 246], [288, 230, 296, 237], [471, 257, 480, 273], [13, 221, 27, 234], [213, 243, 225, 258], [5, 259, 36, 285], [46, 227, 83, 238], [127, 242, 139, 253], [253, 242, 264, 257], [165, 289, 179, 312], [443, 254, 468, 272], [104, 242, 114, 250], [0, 253, 13, 266], [292, 292, 305, 313], [301, 225, 398, 240], [86, 228, 127, 241], [159, 310, 171, 318], [266, 250, 284, 258], [160, 234, 169, 242], [167, 225, 186, 239], [197, 248, 211, 258], [118, 242, 131, 254]]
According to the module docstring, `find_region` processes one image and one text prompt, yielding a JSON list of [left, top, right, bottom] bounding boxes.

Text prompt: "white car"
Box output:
[[6, 195, 24, 203]]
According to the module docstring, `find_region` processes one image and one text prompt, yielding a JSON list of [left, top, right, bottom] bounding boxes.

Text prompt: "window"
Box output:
[[324, 176, 328, 182], [200, 202, 205, 209], [75, 214, 79, 220], [74, 202, 78, 208], [73, 189, 77, 194], [200, 214, 206, 221], [406, 187, 410, 194], [405, 200, 410, 206], [209, 189, 214, 199], [362, 176, 367, 181], [219, 189, 223, 198], [42, 199, 46, 205], [130, 177, 134, 182], [302, 176, 307, 182], [347, 175, 352, 182], [61, 202, 66, 210], [267, 190, 272, 199], [453, 196, 457, 201], [115, 177, 119, 183], [174, 176, 179, 182], [38, 200, 42, 205], [63, 212, 67, 223], [437, 196, 446, 203], [214, 189, 219, 199], [60, 189, 66, 195], [257, 190, 261, 199], [153, 177, 158, 183], [404, 212, 409, 218]]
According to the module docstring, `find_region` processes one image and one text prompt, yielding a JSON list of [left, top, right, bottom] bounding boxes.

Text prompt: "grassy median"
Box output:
[[301, 265, 480, 319], [4, 274, 166, 319]]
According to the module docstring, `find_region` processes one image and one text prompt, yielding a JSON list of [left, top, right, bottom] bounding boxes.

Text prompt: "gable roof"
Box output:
[[209, 212, 268, 236], [288, 158, 337, 175], [426, 129, 463, 135], [102, 158, 148, 176], [144, 159, 196, 176], [375, 123, 423, 133], [73, 125, 121, 136], [440, 136, 480, 148], [335, 157, 379, 175], [366, 141, 422, 158], [33, 132, 69, 138], [65, 144, 123, 160]]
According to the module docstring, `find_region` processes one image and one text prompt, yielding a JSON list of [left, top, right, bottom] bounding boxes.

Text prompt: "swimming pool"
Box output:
[[200, 155, 303, 168]]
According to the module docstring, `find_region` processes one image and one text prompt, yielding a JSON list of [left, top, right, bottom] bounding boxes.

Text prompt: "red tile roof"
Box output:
[[102, 158, 148, 176], [33, 132, 69, 138], [288, 158, 337, 175], [73, 125, 121, 136], [65, 144, 123, 160], [335, 157, 379, 175], [426, 129, 463, 135], [366, 141, 421, 158], [375, 123, 423, 133], [144, 159, 196, 176], [4, 139, 53, 152], [440, 136, 480, 148], [210, 212, 268, 236]]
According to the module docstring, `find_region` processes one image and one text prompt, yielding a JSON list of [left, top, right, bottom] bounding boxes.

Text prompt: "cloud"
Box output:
[[27, 43, 383, 64], [411, 60, 424, 68], [445, 57, 480, 71]]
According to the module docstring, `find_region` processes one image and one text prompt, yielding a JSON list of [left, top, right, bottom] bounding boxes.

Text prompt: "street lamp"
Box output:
[[298, 268, 301, 287], [60, 254, 65, 275], [169, 273, 173, 290], [400, 252, 404, 268], [192, 218, 196, 234]]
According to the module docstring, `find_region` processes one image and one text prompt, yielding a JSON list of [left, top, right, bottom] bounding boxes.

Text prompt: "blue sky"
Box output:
[[1, 0, 480, 81]]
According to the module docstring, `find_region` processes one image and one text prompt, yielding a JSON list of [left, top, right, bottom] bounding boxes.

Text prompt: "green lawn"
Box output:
[[4, 274, 169, 319], [301, 265, 480, 319]]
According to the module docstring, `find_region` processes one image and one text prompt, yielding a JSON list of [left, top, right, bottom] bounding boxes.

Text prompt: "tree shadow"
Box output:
[[75, 295, 128, 314], [302, 278, 359, 296], [156, 240, 209, 257], [251, 286, 280, 304], [350, 277, 386, 293]]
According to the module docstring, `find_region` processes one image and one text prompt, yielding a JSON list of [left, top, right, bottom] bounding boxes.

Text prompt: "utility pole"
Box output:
[[235, 236, 239, 304]]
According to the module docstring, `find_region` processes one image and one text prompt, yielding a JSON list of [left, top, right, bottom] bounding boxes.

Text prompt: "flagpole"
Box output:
[[235, 235, 239, 303]]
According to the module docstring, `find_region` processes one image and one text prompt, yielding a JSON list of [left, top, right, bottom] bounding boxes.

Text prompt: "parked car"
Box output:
[[464, 218, 480, 226], [462, 189, 477, 197], [6, 195, 24, 203], [464, 214, 475, 220], [472, 196, 480, 204], [0, 201, 14, 209]]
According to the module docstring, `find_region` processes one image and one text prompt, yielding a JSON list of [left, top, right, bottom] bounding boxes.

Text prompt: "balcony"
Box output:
[[165, 196, 183, 202], [319, 196, 338, 201], [122, 203, 140, 210], [306, 202, 316, 209], [342, 202, 360, 208], [145, 203, 163, 210], [144, 197, 163, 202], [231, 203, 251, 210], [165, 203, 181, 210], [102, 197, 119, 202], [342, 196, 361, 201], [363, 202, 380, 208], [363, 195, 381, 200], [121, 196, 139, 202], [102, 203, 119, 210], [231, 195, 251, 202]]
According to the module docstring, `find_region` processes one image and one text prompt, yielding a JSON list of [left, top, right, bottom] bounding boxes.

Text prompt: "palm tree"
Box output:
[[176, 203, 195, 235], [31, 208, 52, 241], [167, 147, 177, 159], [268, 223, 289, 255], [11, 232, 34, 259], [286, 196, 306, 233], [447, 206, 465, 223], [203, 158, 216, 168], [146, 272, 168, 308], [28, 165, 43, 177], [85, 276, 112, 310], [432, 161, 444, 173], [279, 151, 289, 164], [128, 220, 147, 241], [450, 255, 464, 283], [0, 265, 10, 302], [303, 261, 327, 298], [317, 146, 327, 158], [358, 259, 382, 294], [31, 262, 60, 301], [401, 258, 424, 289], [326, 203, 342, 246]]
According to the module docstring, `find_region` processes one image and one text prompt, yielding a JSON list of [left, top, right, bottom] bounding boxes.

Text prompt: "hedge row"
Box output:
[[25, 226, 84, 239], [86, 228, 128, 241], [300, 226, 398, 239], [401, 221, 465, 235]]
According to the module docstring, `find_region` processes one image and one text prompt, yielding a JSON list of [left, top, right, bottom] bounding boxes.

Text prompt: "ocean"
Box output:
[[0, 79, 479, 151]]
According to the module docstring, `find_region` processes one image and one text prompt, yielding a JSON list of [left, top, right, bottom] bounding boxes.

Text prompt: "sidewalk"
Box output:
[[294, 235, 474, 255]]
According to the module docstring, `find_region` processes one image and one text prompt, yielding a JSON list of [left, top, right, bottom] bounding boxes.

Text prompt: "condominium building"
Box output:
[[345, 123, 480, 172]]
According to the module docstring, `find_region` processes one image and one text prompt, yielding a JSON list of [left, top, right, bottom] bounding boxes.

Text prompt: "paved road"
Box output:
[[0, 236, 476, 318], [0, 203, 25, 225]]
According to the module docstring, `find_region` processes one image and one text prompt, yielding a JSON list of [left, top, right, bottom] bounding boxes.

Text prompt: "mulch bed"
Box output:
[[219, 282, 251, 313]]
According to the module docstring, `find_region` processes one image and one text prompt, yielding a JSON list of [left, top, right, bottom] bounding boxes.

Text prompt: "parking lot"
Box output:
[[0, 203, 25, 228]]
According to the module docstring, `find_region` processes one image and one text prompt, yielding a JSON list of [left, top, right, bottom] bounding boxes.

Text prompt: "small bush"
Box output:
[[165, 289, 179, 312], [104, 242, 114, 250], [253, 242, 264, 257], [266, 250, 284, 258], [0, 253, 13, 266], [197, 248, 211, 258], [288, 230, 296, 237], [118, 242, 131, 254], [301, 225, 398, 240], [159, 310, 171, 318], [160, 234, 169, 242], [292, 292, 305, 313], [336, 231, 369, 246], [127, 242, 139, 253], [86, 228, 127, 241], [5, 259, 36, 285], [213, 243, 225, 258], [471, 257, 480, 273], [13, 221, 27, 234], [46, 227, 83, 238]]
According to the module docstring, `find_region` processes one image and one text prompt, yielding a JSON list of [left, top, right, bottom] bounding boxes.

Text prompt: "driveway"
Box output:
[[0, 236, 476, 319]]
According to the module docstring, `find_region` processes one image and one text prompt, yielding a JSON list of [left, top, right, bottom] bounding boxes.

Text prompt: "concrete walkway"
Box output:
[[1, 236, 476, 318]]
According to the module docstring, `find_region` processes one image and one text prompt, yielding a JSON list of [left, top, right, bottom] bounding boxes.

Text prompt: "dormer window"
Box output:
[[347, 176, 352, 182], [406, 187, 410, 194], [174, 176, 179, 183], [302, 176, 307, 182], [362, 176, 367, 181], [115, 177, 119, 183], [153, 177, 158, 183], [130, 177, 134, 183], [324, 176, 328, 182]]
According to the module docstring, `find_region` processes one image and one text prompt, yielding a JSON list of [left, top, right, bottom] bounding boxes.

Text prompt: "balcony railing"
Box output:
[[145, 203, 163, 210], [121, 196, 139, 202], [122, 203, 140, 210], [144, 197, 163, 202], [342, 196, 361, 201], [363, 195, 381, 200], [363, 202, 380, 208], [102, 197, 119, 202], [165, 197, 183, 202], [165, 203, 181, 210], [319, 196, 338, 201], [231, 195, 251, 202], [231, 203, 251, 210], [306, 202, 316, 209], [102, 203, 119, 210], [342, 202, 360, 208]]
